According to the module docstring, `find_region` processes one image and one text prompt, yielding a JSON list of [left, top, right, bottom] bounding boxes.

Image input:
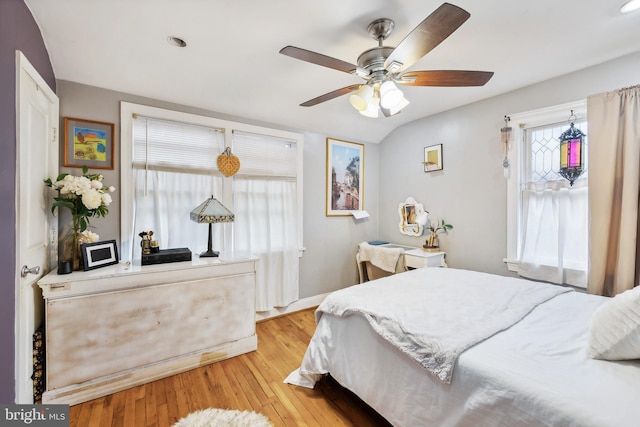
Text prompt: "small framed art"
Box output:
[[424, 144, 443, 172], [326, 138, 364, 216], [81, 240, 119, 271], [64, 117, 115, 169]]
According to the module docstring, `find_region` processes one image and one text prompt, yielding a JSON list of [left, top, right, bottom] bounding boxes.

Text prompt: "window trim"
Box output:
[[504, 100, 586, 272], [120, 102, 304, 261]]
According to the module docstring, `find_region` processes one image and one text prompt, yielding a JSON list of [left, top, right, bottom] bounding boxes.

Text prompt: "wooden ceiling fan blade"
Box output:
[[384, 3, 470, 73], [399, 70, 494, 87], [300, 85, 361, 107], [280, 46, 357, 74]]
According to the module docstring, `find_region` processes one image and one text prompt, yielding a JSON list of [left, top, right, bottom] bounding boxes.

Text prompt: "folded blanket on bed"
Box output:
[[314, 267, 572, 383]]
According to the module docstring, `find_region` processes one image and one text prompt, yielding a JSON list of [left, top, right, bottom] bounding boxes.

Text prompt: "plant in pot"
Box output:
[[423, 219, 453, 252]]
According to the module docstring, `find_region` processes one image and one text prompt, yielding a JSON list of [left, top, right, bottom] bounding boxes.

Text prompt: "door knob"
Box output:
[[21, 265, 41, 278]]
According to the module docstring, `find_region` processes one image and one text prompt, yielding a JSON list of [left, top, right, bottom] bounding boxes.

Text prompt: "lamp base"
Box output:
[[199, 249, 219, 258]]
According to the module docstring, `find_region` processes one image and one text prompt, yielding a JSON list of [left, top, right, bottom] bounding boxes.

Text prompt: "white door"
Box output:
[[15, 51, 59, 404]]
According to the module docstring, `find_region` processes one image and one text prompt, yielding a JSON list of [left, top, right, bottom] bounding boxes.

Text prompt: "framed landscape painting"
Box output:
[[64, 117, 115, 169], [326, 138, 364, 216]]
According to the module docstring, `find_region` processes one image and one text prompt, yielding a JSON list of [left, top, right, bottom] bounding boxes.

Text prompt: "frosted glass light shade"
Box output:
[[382, 97, 410, 117], [349, 85, 374, 111], [620, 0, 640, 13], [360, 93, 380, 118], [380, 81, 404, 109]]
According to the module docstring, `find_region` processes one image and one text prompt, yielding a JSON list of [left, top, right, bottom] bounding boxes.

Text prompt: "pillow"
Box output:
[[588, 286, 640, 360]]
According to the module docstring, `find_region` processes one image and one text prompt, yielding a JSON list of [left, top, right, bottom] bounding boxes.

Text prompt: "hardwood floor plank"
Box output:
[[68, 308, 391, 426]]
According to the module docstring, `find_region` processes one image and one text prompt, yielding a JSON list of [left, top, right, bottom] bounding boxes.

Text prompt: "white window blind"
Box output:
[[232, 130, 297, 179], [133, 115, 225, 174]]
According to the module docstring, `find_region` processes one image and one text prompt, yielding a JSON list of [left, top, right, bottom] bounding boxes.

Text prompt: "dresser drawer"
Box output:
[[403, 249, 446, 269]]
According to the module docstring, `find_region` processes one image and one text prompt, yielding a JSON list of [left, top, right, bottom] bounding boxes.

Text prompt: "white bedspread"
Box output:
[[314, 268, 570, 383], [285, 268, 640, 426]]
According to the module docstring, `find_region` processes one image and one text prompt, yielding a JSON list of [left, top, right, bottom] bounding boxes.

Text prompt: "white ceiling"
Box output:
[[24, 0, 640, 144]]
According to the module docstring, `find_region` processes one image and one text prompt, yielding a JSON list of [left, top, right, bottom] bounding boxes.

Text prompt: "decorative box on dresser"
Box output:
[[37, 256, 257, 405]]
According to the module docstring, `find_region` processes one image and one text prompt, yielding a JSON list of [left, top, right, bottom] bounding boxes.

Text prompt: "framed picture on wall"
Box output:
[[326, 138, 364, 216], [424, 144, 443, 172], [63, 117, 115, 170]]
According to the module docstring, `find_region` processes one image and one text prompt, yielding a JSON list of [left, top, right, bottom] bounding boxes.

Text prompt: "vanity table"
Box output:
[[37, 255, 257, 405], [357, 242, 446, 283], [380, 243, 447, 269], [393, 196, 448, 268]]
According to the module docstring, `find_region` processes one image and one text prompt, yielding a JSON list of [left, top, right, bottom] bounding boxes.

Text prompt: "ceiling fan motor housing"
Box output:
[[357, 46, 394, 84]]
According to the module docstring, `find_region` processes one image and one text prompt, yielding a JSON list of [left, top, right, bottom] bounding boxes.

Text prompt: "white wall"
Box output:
[[378, 51, 640, 275], [56, 80, 380, 300]]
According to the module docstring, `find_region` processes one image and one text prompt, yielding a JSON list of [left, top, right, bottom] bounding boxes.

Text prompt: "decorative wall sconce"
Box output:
[[558, 110, 585, 186], [500, 115, 512, 177]]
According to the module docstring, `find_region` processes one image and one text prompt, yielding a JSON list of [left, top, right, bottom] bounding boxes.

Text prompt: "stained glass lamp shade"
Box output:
[[189, 196, 234, 257]]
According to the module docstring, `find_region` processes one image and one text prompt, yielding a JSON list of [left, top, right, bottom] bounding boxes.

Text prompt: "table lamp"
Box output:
[[189, 196, 234, 257]]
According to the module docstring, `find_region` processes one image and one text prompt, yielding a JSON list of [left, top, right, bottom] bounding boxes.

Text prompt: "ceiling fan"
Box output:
[[279, 2, 493, 118]]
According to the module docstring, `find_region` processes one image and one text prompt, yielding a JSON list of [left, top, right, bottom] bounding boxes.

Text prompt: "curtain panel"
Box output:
[[232, 178, 300, 311], [587, 85, 640, 296], [518, 180, 588, 287]]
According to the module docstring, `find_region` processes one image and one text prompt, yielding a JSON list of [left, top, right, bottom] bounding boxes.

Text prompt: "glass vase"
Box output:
[[61, 226, 84, 271]]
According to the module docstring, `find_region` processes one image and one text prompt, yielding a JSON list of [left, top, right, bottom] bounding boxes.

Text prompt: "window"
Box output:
[[505, 101, 588, 288], [120, 103, 303, 310]]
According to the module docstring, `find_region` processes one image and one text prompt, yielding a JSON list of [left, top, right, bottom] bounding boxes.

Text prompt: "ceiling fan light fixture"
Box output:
[[379, 81, 404, 109], [384, 97, 410, 117], [349, 84, 374, 111], [360, 93, 380, 118], [620, 0, 640, 13]]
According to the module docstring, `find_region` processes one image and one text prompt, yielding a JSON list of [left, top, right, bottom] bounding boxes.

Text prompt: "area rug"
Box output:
[[172, 408, 272, 427]]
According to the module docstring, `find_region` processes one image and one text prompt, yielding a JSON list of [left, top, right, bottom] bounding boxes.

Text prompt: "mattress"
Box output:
[[286, 271, 640, 426]]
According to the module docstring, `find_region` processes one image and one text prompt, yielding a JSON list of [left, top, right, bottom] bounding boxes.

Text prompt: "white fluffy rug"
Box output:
[[172, 408, 272, 427]]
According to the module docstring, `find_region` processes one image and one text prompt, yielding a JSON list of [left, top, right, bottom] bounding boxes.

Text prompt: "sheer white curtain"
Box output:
[[518, 180, 588, 286], [231, 131, 300, 311], [233, 179, 299, 310], [132, 170, 224, 262], [587, 85, 640, 296], [130, 115, 226, 261]]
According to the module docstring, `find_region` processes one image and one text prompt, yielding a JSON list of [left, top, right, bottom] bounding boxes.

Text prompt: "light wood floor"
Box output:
[[69, 308, 392, 426]]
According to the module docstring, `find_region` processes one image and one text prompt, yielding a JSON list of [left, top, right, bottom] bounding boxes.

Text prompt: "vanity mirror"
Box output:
[[398, 197, 428, 236]]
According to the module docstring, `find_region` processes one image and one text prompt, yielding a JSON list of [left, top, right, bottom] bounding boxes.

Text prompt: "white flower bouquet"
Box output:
[[45, 166, 116, 232], [45, 166, 116, 269]]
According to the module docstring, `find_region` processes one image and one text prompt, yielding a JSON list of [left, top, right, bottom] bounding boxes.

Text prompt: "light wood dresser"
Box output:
[[37, 256, 257, 405]]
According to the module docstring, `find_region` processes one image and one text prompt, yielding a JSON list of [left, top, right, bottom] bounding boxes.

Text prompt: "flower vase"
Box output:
[[61, 227, 84, 271]]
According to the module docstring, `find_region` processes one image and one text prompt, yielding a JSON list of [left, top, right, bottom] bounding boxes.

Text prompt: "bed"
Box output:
[[285, 267, 640, 427]]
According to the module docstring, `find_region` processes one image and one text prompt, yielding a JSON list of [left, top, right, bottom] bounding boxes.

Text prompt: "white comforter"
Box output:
[[285, 268, 640, 426], [310, 267, 571, 383]]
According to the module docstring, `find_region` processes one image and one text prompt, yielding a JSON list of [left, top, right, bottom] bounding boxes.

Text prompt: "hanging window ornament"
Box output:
[[500, 115, 512, 177], [558, 110, 585, 186], [217, 147, 241, 177]]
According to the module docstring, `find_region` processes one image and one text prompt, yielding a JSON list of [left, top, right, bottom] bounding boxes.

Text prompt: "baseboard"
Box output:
[[256, 292, 331, 321]]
